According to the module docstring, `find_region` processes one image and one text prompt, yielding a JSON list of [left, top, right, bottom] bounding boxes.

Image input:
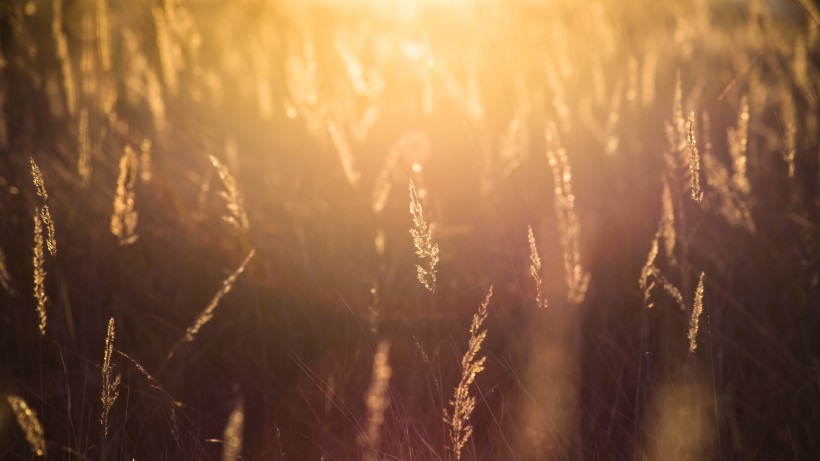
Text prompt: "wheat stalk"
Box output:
[[444, 286, 492, 460], [360, 340, 392, 461], [33, 209, 47, 336], [111, 146, 139, 245], [409, 180, 439, 293], [209, 155, 250, 233], [7, 395, 46, 457], [222, 398, 245, 461], [100, 317, 121, 438], [527, 225, 547, 308], [688, 272, 706, 353]]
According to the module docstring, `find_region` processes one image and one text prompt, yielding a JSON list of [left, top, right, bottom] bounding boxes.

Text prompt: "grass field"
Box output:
[[1, 0, 819, 459]]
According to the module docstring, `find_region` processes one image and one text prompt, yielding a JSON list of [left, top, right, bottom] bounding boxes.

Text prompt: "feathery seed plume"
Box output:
[[528, 225, 547, 308], [409, 180, 439, 293], [686, 111, 703, 203], [111, 146, 139, 245], [688, 272, 706, 353], [444, 286, 493, 460], [33, 210, 47, 335], [209, 155, 250, 233]]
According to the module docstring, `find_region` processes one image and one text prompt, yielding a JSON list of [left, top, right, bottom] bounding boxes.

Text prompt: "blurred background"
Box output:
[[0, 0, 818, 459]]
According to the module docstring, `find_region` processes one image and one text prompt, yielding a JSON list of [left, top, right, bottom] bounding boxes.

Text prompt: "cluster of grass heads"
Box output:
[[0, 0, 819, 459]]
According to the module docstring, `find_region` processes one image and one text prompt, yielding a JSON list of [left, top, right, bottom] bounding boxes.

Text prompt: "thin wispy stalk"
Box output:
[[688, 272, 706, 353], [0, 243, 14, 295], [639, 227, 661, 309], [52, 0, 76, 116], [359, 340, 392, 461], [78, 108, 92, 186], [639, 221, 686, 312], [33, 209, 47, 336], [444, 286, 493, 460], [661, 178, 676, 265], [7, 395, 46, 457], [409, 180, 439, 293], [101, 317, 121, 438], [527, 225, 547, 308], [185, 249, 255, 342]]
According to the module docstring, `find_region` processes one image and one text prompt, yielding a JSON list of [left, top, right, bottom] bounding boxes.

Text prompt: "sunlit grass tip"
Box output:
[[7, 395, 46, 457], [444, 285, 493, 460]]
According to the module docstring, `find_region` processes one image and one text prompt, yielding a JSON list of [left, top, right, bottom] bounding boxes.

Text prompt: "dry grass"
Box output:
[[688, 272, 706, 354], [111, 146, 139, 245], [686, 111, 703, 204], [182, 249, 255, 345], [100, 317, 120, 438], [1, 1, 818, 459], [209, 155, 250, 233], [32, 209, 47, 336], [444, 286, 492, 461], [545, 124, 589, 304], [409, 180, 439, 293], [527, 225, 547, 309], [221, 398, 245, 461], [360, 340, 392, 461], [7, 395, 46, 457]]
